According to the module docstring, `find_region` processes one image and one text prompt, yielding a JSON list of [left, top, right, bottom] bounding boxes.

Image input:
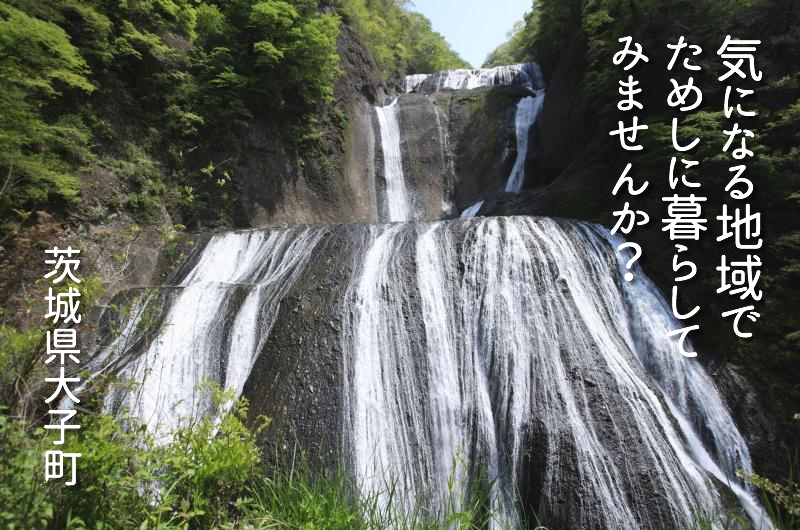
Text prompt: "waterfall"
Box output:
[[94, 227, 327, 440], [610, 231, 774, 529], [380, 62, 546, 219], [433, 102, 456, 213], [505, 91, 546, 193], [460, 200, 485, 218], [375, 99, 413, 222], [87, 55, 776, 530], [93, 217, 772, 528], [402, 63, 545, 94], [341, 217, 772, 529], [459, 90, 546, 218]]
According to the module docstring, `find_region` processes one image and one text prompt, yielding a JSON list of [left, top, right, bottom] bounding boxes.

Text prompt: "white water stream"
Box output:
[[375, 99, 413, 222]]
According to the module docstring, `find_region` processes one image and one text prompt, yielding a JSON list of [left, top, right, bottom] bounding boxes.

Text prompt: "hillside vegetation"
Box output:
[[340, 0, 470, 79], [0, 0, 467, 231]]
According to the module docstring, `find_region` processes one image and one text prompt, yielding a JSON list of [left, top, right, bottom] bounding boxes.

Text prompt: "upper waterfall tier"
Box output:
[[402, 62, 544, 94], [374, 99, 412, 221], [372, 63, 548, 222], [87, 216, 771, 530]]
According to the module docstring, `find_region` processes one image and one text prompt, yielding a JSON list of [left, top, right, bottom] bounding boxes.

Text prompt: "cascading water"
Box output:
[[375, 99, 413, 222], [460, 200, 485, 219], [93, 216, 772, 529], [433, 102, 457, 213], [91, 227, 327, 439], [613, 238, 773, 529], [377, 63, 546, 219], [340, 218, 771, 530], [505, 91, 546, 193], [459, 90, 546, 217], [402, 63, 544, 94], [87, 60, 775, 530]]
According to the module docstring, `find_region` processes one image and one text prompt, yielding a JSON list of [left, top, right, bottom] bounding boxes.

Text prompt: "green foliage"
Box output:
[[0, 321, 46, 413], [0, 0, 469, 226], [104, 144, 167, 222], [0, 2, 93, 217], [244, 0, 341, 108], [0, 3, 93, 96], [1, 283, 505, 530], [50, 384, 266, 529], [340, 0, 470, 79], [241, 447, 500, 530], [0, 383, 263, 529], [692, 437, 799, 530], [402, 12, 469, 74], [195, 3, 227, 46], [166, 385, 265, 503], [493, 0, 800, 379], [0, 380, 506, 530], [0, 274, 104, 410], [0, 0, 345, 227], [741, 471, 800, 518], [242, 452, 362, 530], [738, 416, 800, 528], [0, 416, 54, 529], [483, 16, 537, 67]]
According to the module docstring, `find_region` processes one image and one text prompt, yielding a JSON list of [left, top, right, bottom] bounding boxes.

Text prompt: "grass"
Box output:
[[0, 377, 519, 530], [242, 446, 509, 530]]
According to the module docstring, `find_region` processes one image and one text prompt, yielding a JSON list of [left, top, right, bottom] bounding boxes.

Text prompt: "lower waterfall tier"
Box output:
[[90, 216, 770, 530]]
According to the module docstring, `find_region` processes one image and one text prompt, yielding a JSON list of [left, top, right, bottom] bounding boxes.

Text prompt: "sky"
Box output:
[[410, 0, 532, 68]]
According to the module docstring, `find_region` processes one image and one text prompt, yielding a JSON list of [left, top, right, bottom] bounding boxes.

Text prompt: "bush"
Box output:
[[0, 382, 267, 530], [0, 377, 506, 530], [0, 415, 53, 530], [0, 2, 93, 218]]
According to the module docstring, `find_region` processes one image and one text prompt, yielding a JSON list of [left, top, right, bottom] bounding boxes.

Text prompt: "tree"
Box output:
[[0, 2, 94, 217]]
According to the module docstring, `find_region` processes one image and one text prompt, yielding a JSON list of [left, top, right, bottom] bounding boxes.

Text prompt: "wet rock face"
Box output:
[[392, 93, 456, 218], [533, 37, 586, 187], [712, 364, 786, 478], [386, 85, 533, 218], [243, 226, 369, 464], [233, 53, 542, 227], [438, 86, 530, 210], [233, 219, 744, 530]]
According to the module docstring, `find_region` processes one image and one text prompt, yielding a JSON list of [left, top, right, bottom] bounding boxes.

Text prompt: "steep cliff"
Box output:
[[93, 218, 772, 530], [384, 86, 529, 219], [232, 23, 385, 227]]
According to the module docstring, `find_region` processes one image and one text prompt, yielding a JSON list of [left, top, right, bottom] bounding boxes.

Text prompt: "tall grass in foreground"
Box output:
[[244, 445, 507, 530], [3, 374, 795, 529], [0, 379, 516, 530], [690, 468, 799, 530]]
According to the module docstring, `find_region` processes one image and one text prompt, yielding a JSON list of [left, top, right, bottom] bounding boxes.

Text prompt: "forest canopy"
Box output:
[[0, 0, 346, 222], [0, 0, 470, 228], [482, 0, 800, 444], [339, 0, 470, 79], [1, 1, 799, 528]]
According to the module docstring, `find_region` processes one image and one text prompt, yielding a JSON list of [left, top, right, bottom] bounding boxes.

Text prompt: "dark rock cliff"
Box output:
[[380, 85, 534, 219], [68, 21, 387, 305], [233, 23, 385, 227]]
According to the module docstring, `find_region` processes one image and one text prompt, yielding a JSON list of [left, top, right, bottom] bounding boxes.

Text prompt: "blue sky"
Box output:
[[410, 0, 532, 68]]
